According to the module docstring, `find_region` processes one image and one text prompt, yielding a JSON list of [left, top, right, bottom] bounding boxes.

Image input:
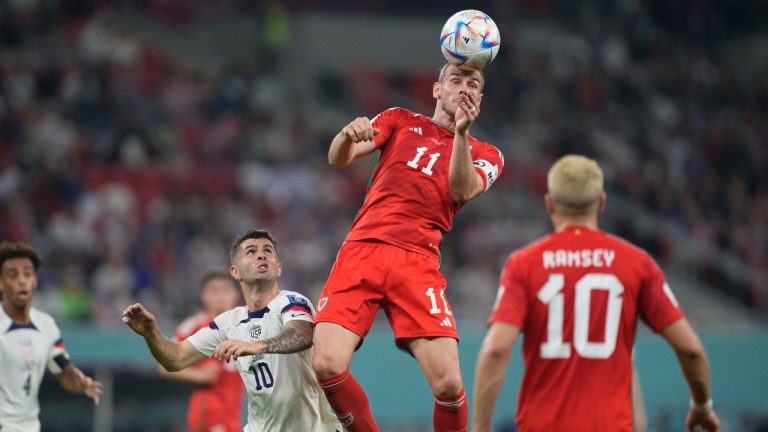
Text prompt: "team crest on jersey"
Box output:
[[317, 297, 328, 312], [250, 325, 262, 341]]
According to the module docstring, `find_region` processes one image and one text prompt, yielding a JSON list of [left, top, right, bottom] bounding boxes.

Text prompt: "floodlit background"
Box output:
[[2, 0, 767, 431]]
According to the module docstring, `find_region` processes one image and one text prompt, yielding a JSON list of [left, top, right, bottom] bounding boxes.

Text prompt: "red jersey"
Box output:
[[490, 227, 684, 432], [174, 312, 244, 432], [346, 107, 504, 259]]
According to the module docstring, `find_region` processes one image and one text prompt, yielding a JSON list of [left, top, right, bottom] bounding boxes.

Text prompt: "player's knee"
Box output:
[[312, 351, 346, 380], [431, 373, 464, 398]]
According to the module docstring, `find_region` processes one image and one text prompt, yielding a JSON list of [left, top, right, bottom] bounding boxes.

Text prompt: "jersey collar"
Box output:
[[430, 118, 455, 132], [247, 307, 270, 319]]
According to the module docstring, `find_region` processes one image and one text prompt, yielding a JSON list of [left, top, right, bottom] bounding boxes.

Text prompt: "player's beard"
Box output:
[[441, 97, 459, 120]]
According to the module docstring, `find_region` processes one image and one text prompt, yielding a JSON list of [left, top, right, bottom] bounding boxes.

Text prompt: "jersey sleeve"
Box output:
[[637, 256, 684, 333], [186, 314, 228, 358], [45, 317, 71, 375], [281, 293, 315, 325], [371, 108, 408, 150], [488, 252, 528, 328], [472, 143, 504, 192]]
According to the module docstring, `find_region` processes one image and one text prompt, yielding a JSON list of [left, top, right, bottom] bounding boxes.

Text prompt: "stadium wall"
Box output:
[[47, 324, 767, 430]]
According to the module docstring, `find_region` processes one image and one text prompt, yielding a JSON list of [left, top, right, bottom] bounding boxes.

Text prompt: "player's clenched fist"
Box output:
[[342, 117, 380, 143], [214, 339, 264, 362], [122, 303, 158, 337]]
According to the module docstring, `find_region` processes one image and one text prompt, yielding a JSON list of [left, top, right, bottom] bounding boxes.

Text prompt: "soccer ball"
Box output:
[[440, 10, 500, 70]]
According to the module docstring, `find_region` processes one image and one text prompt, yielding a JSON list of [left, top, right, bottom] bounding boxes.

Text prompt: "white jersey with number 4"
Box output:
[[0, 307, 71, 432], [187, 290, 341, 432]]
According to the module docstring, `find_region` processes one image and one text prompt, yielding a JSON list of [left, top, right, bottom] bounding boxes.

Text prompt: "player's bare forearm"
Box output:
[[661, 319, 711, 404], [676, 347, 712, 404], [329, 117, 379, 168], [473, 324, 519, 432], [159, 362, 220, 385], [328, 131, 356, 168], [449, 132, 483, 202], [472, 348, 510, 431], [263, 320, 314, 354], [144, 330, 202, 371], [57, 365, 102, 404]]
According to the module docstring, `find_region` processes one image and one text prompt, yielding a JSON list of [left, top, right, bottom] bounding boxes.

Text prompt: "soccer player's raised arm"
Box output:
[[449, 90, 485, 203], [472, 322, 520, 432], [660, 318, 720, 432], [122, 303, 206, 371], [215, 320, 314, 362], [328, 117, 379, 168]]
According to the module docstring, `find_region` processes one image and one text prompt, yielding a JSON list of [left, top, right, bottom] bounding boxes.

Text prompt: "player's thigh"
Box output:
[[313, 322, 361, 370], [315, 241, 386, 339], [407, 337, 463, 395]]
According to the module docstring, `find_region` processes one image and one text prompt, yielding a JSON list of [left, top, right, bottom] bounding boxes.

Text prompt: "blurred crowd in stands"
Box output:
[[0, 0, 765, 327]]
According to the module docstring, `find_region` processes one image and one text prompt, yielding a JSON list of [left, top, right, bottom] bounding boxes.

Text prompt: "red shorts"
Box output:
[[187, 391, 241, 432], [315, 240, 458, 348]]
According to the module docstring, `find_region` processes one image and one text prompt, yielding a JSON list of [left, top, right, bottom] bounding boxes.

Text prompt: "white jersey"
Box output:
[[0, 307, 70, 432], [187, 290, 341, 432]]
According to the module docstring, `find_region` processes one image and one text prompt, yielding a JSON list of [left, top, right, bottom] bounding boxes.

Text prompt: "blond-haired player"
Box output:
[[472, 155, 720, 432]]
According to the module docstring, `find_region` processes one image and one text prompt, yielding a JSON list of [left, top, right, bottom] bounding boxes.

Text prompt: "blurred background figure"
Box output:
[[0, 241, 102, 432], [159, 270, 244, 432]]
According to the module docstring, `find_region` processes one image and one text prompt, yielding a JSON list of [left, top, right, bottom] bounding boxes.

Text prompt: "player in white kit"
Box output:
[[123, 229, 341, 432], [0, 242, 102, 432]]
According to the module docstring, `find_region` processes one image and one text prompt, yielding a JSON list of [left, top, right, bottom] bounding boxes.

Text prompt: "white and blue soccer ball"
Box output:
[[440, 10, 500, 70]]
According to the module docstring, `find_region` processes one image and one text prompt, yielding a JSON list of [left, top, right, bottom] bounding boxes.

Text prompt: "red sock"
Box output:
[[318, 369, 380, 432], [433, 387, 468, 432]]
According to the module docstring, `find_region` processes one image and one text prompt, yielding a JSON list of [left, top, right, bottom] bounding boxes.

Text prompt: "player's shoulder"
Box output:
[[29, 307, 58, 331], [273, 290, 314, 309], [372, 107, 422, 124], [469, 135, 503, 160], [213, 306, 248, 326]]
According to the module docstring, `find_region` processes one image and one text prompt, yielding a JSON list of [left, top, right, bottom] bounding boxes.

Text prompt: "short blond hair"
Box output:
[[547, 155, 604, 216]]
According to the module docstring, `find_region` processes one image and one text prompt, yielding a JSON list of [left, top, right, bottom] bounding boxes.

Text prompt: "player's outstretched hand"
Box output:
[[122, 303, 158, 337], [456, 90, 481, 135], [342, 117, 380, 143], [74, 368, 103, 405], [686, 409, 720, 432], [214, 340, 263, 362]]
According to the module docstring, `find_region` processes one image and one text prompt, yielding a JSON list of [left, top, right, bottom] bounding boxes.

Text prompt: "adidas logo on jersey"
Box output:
[[409, 127, 423, 135], [439, 317, 453, 327]]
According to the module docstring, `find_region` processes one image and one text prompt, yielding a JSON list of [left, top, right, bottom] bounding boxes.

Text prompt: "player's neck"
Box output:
[[431, 112, 456, 131], [243, 284, 280, 312], [552, 216, 599, 233], [1, 300, 30, 324]]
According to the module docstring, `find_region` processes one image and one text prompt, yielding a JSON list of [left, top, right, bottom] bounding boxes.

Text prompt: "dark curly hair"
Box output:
[[0, 241, 42, 272]]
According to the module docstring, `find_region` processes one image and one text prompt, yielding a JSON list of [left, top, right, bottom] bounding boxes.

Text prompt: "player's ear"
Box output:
[[598, 192, 607, 212], [544, 193, 555, 215], [229, 264, 240, 281], [433, 81, 441, 100], [276, 262, 283, 278]]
